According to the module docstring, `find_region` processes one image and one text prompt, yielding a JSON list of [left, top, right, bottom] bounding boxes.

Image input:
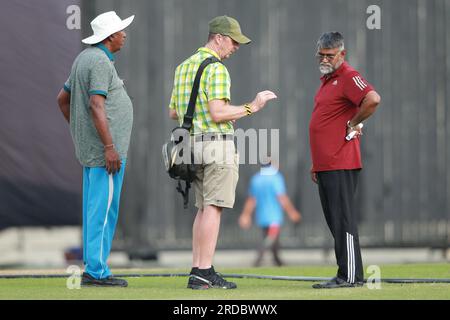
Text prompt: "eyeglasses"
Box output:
[[315, 51, 341, 61]]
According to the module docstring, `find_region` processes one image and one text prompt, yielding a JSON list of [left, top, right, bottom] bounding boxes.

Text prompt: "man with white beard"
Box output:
[[308, 32, 381, 289]]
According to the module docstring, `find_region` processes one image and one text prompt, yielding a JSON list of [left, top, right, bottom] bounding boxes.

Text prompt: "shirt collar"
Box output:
[[320, 61, 349, 82], [197, 47, 221, 60], [94, 43, 115, 61]]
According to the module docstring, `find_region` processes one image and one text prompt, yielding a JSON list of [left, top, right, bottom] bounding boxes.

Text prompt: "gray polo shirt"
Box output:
[[64, 44, 133, 167]]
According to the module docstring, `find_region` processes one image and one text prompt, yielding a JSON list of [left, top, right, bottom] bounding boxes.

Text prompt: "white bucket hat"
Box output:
[[82, 11, 135, 44]]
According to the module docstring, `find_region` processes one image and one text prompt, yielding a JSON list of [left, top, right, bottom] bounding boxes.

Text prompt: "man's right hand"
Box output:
[[250, 90, 278, 113], [238, 214, 252, 230], [105, 147, 121, 175], [310, 165, 318, 184], [310, 171, 318, 184]]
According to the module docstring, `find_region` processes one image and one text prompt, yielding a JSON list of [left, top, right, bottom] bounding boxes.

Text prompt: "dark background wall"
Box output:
[[1, 0, 449, 251], [0, 0, 82, 229]]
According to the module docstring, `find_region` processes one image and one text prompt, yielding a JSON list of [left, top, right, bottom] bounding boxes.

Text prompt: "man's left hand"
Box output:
[[346, 122, 363, 139]]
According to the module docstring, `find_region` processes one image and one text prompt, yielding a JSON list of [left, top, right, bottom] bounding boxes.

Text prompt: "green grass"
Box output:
[[0, 263, 449, 300]]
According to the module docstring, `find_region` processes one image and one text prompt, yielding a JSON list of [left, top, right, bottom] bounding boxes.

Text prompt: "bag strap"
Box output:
[[176, 180, 191, 209], [182, 57, 222, 131]]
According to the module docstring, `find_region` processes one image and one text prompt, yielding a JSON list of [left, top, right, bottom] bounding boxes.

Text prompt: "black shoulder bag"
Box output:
[[162, 57, 222, 208]]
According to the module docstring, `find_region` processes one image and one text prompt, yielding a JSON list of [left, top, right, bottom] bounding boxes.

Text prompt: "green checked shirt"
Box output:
[[169, 47, 234, 135]]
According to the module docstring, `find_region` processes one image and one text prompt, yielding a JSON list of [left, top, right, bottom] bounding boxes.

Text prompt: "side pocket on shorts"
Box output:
[[233, 153, 239, 185]]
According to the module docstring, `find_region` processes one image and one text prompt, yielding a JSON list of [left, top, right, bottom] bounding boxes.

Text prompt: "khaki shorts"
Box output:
[[192, 138, 239, 209]]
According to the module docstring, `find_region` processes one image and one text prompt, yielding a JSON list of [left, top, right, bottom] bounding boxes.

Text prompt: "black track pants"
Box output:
[[317, 169, 364, 283]]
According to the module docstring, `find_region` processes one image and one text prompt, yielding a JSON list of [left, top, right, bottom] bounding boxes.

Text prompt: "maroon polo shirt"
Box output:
[[309, 61, 374, 172]]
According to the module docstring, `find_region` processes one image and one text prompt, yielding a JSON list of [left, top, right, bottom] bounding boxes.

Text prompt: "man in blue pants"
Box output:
[[57, 11, 135, 287]]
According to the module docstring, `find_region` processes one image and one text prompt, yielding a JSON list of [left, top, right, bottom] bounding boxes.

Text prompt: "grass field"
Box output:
[[0, 263, 449, 300]]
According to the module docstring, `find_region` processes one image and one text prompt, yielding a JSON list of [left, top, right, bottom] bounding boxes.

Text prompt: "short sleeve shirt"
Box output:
[[168, 47, 233, 134], [64, 44, 133, 167], [249, 166, 287, 227], [309, 62, 374, 172]]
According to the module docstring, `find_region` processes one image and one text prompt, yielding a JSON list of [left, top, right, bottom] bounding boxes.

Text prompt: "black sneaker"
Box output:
[[312, 277, 358, 289], [81, 272, 128, 287], [186, 267, 199, 289], [188, 266, 237, 290]]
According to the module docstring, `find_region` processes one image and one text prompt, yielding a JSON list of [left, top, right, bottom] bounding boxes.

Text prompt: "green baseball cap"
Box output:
[[209, 15, 251, 44]]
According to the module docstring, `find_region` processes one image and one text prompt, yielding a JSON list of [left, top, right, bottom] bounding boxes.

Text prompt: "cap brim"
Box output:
[[82, 15, 135, 44], [82, 34, 106, 44], [120, 15, 135, 31], [229, 33, 252, 44]]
